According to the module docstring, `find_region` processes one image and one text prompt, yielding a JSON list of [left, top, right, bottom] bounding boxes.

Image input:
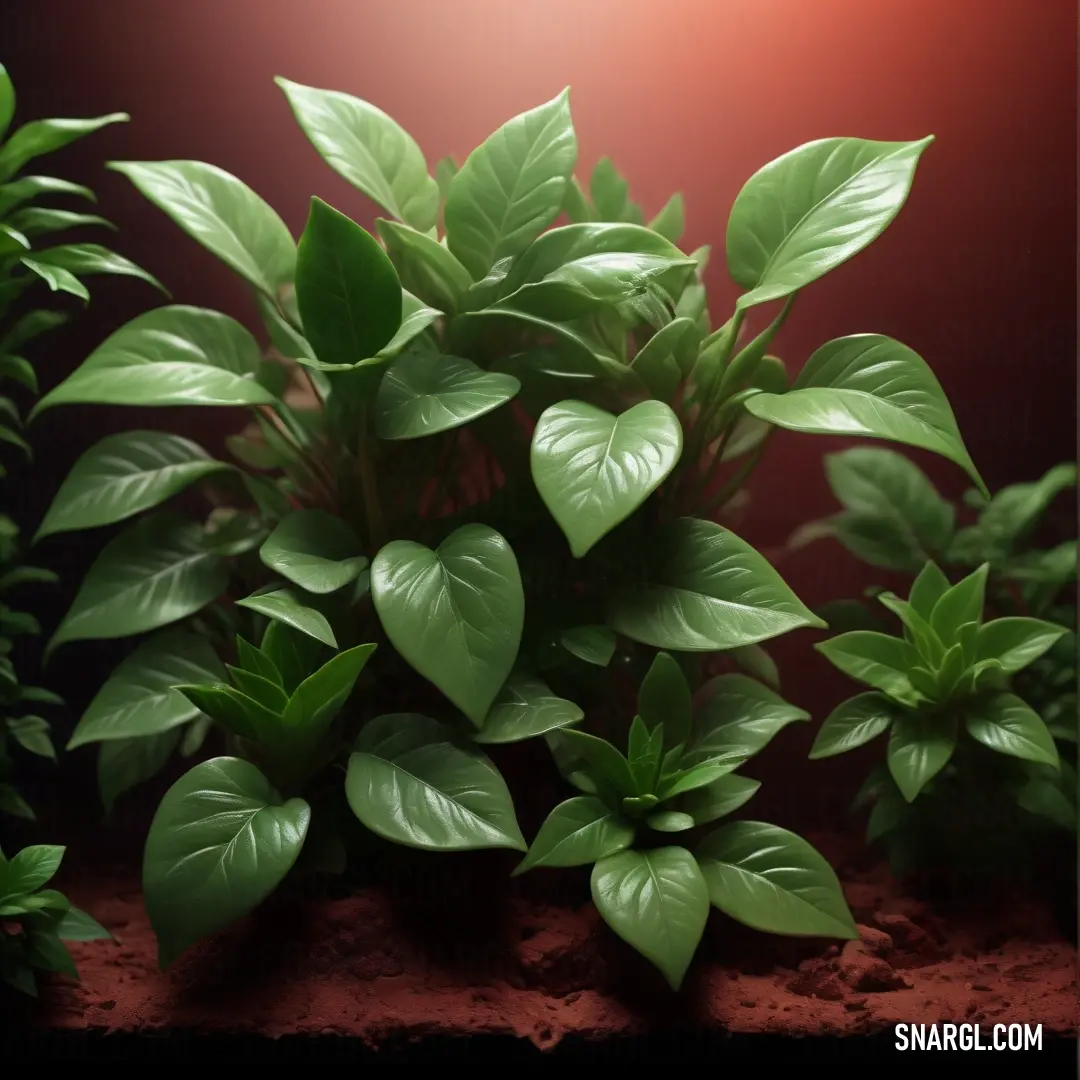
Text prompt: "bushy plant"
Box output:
[[32, 79, 983, 968]]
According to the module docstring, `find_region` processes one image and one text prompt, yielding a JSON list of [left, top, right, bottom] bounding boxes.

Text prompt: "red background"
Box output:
[[3, 0, 1076, 826]]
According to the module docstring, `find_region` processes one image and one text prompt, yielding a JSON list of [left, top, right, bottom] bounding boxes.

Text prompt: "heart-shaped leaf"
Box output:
[[67, 629, 225, 748], [36, 431, 230, 541], [143, 757, 310, 968], [237, 588, 338, 649], [744, 335, 985, 495], [110, 160, 296, 299], [965, 692, 1059, 768], [513, 796, 634, 874], [295, 197, 402, 368], [259, 510, 367, 595], [375, 350, 520, 440], [809, 692, 901, 760], [371, 524, 524, 726], [727, 136, 932, 309], [48, 514, 227, 656], [31, 306, 277, 417], [473, 671, 583, 745], [609, 517, 824, 650], [277, 79, 438, 232], [346, 713, 525, 851], [590, 846, 709, 990], [445, 89, 577, 279], [531, 400, 683, 558], [696, 821, 857, 938]]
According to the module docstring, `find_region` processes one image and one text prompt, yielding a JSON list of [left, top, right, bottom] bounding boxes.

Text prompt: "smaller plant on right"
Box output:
[[811, 560, 1074, 874]]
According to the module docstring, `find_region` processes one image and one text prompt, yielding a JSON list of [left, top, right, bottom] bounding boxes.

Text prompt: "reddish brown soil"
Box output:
[[17, 831, 1077, 1047]]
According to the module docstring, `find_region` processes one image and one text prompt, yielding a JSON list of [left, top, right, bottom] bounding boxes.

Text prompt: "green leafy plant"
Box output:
[[518, 653, 856, 989], [31, 80, 981, 970], [812, 559, 1075, 874], [0, 62, 158, 817], [0, 843, 110, 996]]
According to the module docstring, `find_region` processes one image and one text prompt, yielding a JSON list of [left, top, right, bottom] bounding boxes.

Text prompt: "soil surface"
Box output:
[[13, 831, 1077, 1047]]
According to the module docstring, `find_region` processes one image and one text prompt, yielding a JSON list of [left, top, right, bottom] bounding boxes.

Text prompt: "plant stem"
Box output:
[[696, 430, 775, 517], [357, 418, 387, 550]]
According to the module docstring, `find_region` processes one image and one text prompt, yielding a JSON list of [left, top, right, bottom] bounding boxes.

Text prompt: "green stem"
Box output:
[[697, 430, 775, 517], [357, 418, 387, 550]]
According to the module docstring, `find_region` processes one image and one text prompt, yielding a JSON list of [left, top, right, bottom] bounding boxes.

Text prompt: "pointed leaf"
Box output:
[[377, 218, 472, 312], [259, 510, 366, 595], [20, 256, 88, 300], [174, 683, 277, 745], [730, 644, 780, 688], [560, 624, 615, 667], [697, 821, 857, 938], [649, 193, 685, 243], [237, 588, 338, 649], [283, 643, 377, 741], [930, 563, 988, 643], [908, 561, 952, 618], [809, 692, 901, 759], [514, 796, 634, 874], [609, 517, 825, 651], [110, 160, 295, 299], [887, 711, 957, 801], [3, 844, 65, 897], [638, 651, 692, 750], [260, 619, 327, 695], [98, 728, 183, 813], [371, 524, 524, 726], [976, 617, 1068, 675], [378, 290, 441, 358], [473, 670, 583, 744], [143, 757, 310, 968], [814, 631, 920, 702], [227, 666, 289, 713], [0, 113, 128, 182], [26, 243, 164, 292], [681, 774, 761, 826], [7, 716, 54, 759], [965, 692, 1059, 768], [0, 63, 13, 140], [590, 847, 709, 990], [347, 712, 525, 851], [236, 636, 282, 685], [0, 176, 95, 216]]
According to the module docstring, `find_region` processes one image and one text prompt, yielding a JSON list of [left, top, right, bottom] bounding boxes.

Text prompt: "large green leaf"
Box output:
[[590, 846, 709, 991], [375, 350, 520, 440], [444, 89, 577, 279], [727, 136, 932, 309], [609, 517, 825, 650], [531, 400, 682, 558], [143, 757, 310, 969], [36, 431, 230, 541], [808, 692, 901, 759], [814, 631, 920, 703], [259, 510, 366, 595], [25, 243, 164, 293], [98, 729, 183, 813], [965, 693, 1059, 768], [473, 671, 583, 744], [277, 78, 439, 232], [0, 113, 128, 182], [67, 629, 224, 749], [514, 796, 634, 874], [31, 306, 278, 416], [110, 160, 295, 299], [696, 821, 857, 938], [976, 617, 1068, 675], [237, 588, 338, 649], [887, 711, 957, 801], [682, 674, 809, 771], [294, 197, 401, 368], [376, 219, 472, 313], [346, 712, 525, 851], [48, 514, 227, 656], [371, 524, 524, 726], [745, 335, 985, 495]]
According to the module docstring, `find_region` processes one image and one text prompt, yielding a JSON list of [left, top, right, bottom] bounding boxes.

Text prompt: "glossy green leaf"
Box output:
[[227, 666, 289, 714], [814, 631, 920, 702], [627, 715, 664, 794], [20, 256, 88, 300], [376, 218, 472, 313], [371, 524, 524, 726], [560, 624, 616, 666], [473, 671, 583, 744], [976, 617, 1068, 675], [237, 588, 338, 649], [48, 515, 227, 656], [887, 711, 957, 801], [631, 317, 701, 399], [681, 773, 761, 826], [513, 796, 633, 874], [745, 335, 985, 495], [0, 176, 95, 216], [277, 78, 439, 232], [1, 844, 64, 897], [375, 350, 519, 440], [929, 563, 988, 643], [259, 510, 366, 595], [143, 757, 310, 969], [445, 89, 577, 279], [531, 400, 682, 558], [683, 674, 809, 772], [27, 243, 163, 292], [347, 712, 525, 851], [7, 716, 54, 759], [0, 113, 128, 182], [295, 197, 401, 368], [697, 821, 857, 938], [260, 620, 327, 695], [174, 683, 276, 745], [31, 306, 278, 416], [98, 728, 183, 813], [378, 290, 441, 358], [638, 651, 692, 750], [8, 207, 113, 237], [110, 160, 295, 299], [730, 643, 781, 688], [908, 561, 952, 618], [609, 517, 825, 651], [976, 463, 1077, 549], [591, 846, 709, 991], [649, 193, 685, 243], [0, 64, 13, 140], [235, 636, 282, 686], [589, 157, 639, 222], [644, 810, 694, 833], [727, 136, 932, 309], [36, 431, 230, 540], [965, 693, 1059, 768], [809, 692, 901, 759], [556, 728, 636, 797], [282, 643, 377, 743], [876, 592, 944, 663]]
